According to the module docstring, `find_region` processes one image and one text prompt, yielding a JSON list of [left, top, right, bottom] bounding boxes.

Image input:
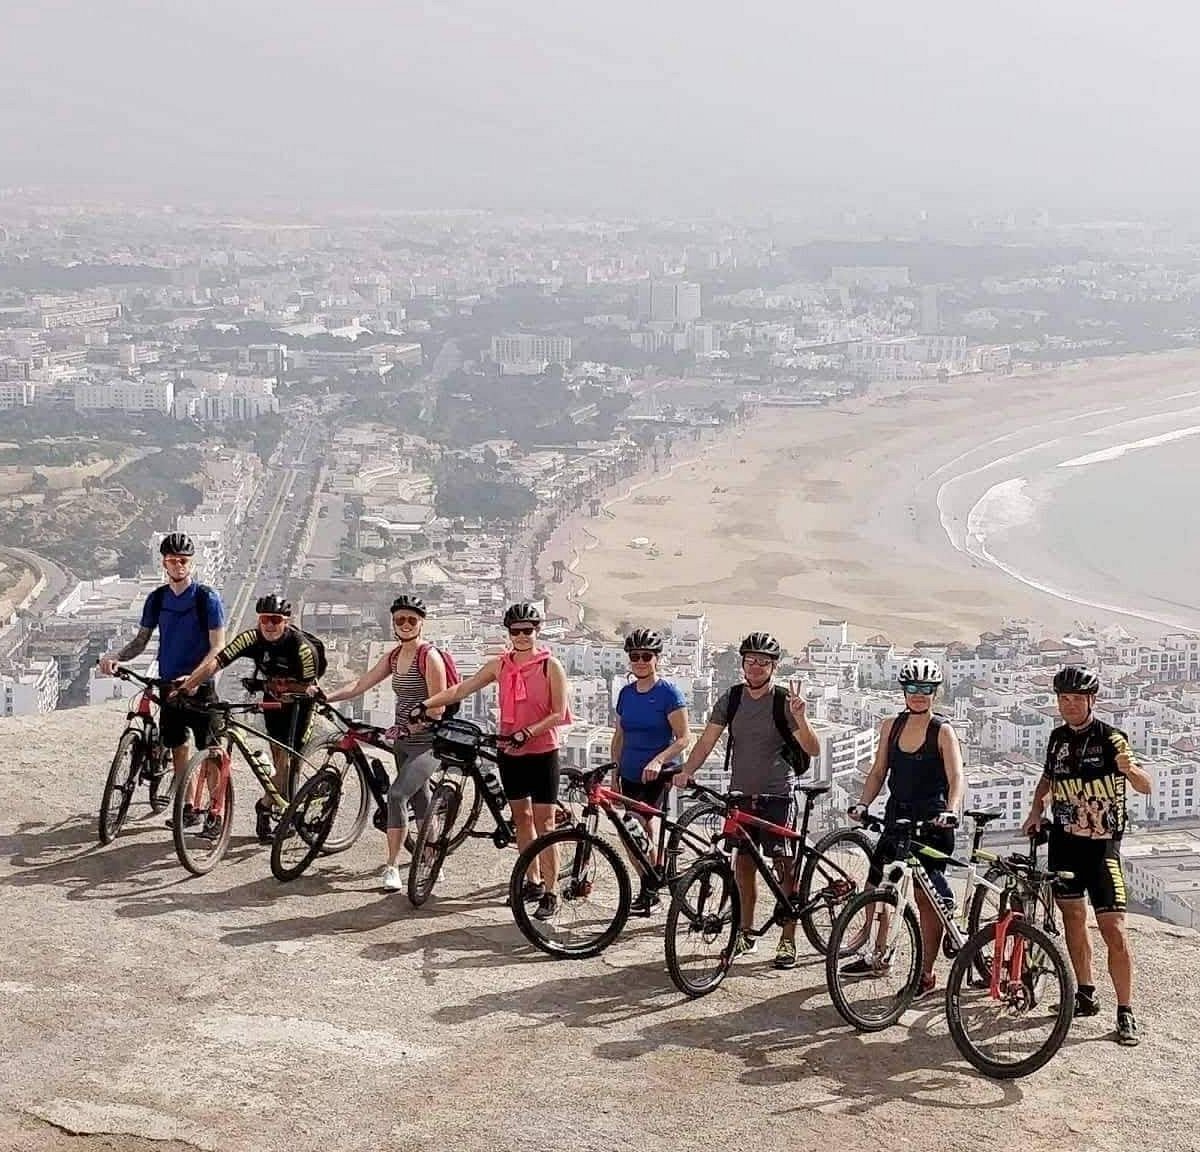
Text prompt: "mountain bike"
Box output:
[[97, 667, 176, 843], [824, 810, 1008, 1031], [946, 835, 1075, 1079], [406, 717, 574, 908], [507, 762, 724, 959], [664, 781, 875, 997]]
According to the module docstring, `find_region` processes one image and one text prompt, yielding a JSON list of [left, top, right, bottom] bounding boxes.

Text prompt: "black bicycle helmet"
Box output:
[[255, 593, 292, 616], [159, 532, 195, 557], [389, 593, 427, 618], [739, 632, 782, 660], [503, 602, 542, 628], [624, 628, 664, 654], [1053, 666, 1099, 694]]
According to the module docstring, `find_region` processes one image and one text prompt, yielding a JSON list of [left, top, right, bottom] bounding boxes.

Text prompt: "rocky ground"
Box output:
[[0, 703, 1193, 1151]]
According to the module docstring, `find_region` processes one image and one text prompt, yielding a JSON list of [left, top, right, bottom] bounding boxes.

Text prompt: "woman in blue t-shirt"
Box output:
[[611, 628, 691, 914]]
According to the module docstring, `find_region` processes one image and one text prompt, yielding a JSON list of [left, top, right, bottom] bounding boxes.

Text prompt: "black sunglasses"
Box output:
[[508, 626, 536, 636]]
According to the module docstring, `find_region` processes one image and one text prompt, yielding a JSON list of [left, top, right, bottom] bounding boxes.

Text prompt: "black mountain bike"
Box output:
[[508, 762, 723, 958], [98, 667, 176, 844]]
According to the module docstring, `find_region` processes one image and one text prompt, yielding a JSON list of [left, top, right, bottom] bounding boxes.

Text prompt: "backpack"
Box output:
[[723, 683, 811, 776], [147, 582, 215, 632], [390, 641, 462, 719], [298, 628, 328, 680]]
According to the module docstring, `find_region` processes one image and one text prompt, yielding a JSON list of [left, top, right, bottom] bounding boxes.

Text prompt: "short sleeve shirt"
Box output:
[[616, 678, 688, 780], [1042, 719, 1131, 840], [141, 582, 225, 681], [216, 626, 320, 684], [709, 686, 799, 796]]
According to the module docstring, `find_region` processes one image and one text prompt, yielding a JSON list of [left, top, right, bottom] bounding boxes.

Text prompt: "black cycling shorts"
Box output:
[[731, 794, 793, 857], [868, 826, 955, 890], [264, 699, 315, 752], [1048, 829, 1127, 915], [617, 773, 668, 812], [160, 684, 216, 751], [498, 749, 560, 806]]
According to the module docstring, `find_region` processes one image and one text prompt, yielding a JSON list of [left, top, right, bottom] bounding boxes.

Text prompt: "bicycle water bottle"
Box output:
[[480, 767, 506, 813], [620, 810, 651, 856]]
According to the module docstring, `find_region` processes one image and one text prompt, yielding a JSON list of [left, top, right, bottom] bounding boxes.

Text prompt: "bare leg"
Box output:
[[533, 802, 560, 892], [914, 886, 944, 979], [510, 797, 540, 885], [773, 855, 796, 944], [734, 850, 758, 932], [1057, 898, 1094, 987], [1097, 912, 1134, 1005]]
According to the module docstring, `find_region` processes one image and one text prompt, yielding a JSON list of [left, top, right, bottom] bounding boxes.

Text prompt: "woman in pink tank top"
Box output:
[[418, 602, 572, 921]]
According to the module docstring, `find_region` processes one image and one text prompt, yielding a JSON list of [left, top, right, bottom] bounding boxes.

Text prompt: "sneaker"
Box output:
[[773, 938, 798, 970], [630, 887, 661, 916], [381, 865, 403, 892], [1074, 990, 1102, 1018], [504, 880, 545, 908], [733, 931, 758, 958], [914, 972, 938, 999], [533, 892, 559, 921], [198, 814, 224, 842], [166, 804, 199, 831], [841, 948, 892, 977], [1116, 1009, 1140, 1047], [254, 800, 277, 844]]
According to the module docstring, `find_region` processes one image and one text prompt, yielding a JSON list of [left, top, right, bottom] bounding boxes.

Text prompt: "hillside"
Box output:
[[0, 703, 1195, 1152]]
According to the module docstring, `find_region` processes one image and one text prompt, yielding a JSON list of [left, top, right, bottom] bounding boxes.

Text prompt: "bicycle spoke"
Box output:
[[665, 860, 739, 997]]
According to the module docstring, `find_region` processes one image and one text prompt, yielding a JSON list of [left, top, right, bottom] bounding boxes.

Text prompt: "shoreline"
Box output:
[[565, 350, 1200, 648]]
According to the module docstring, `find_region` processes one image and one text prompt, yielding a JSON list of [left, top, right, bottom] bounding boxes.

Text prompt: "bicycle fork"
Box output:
[[197, 748, 232, 817]]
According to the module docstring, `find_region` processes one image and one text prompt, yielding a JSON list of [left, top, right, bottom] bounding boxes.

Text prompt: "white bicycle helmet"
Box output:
[[899, 657, 943, 685]]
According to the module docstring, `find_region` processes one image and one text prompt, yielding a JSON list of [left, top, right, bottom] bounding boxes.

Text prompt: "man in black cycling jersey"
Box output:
[[1022, 665, 1152, 1048], [179, 594, 323, 841]]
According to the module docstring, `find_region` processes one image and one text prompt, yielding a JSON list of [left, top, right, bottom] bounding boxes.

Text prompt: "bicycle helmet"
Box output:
[[159, 532, 195, 557], [255, 593, 292, 617], [899, 657, 943, 685], [390, 593, 427, 618], [739, 632, 782, 660], [503, 602, 542, 628], [1053, 665, 1099, 695], [624, 628, 664, 654]]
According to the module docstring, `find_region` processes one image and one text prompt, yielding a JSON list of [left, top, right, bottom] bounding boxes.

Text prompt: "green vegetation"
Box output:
[[434, 458, 536, 524]]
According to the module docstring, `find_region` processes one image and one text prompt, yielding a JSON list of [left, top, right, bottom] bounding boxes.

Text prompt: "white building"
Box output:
[[490, 334, 572, 371], [1, 658, 61, 715], [174, 375, 278, 422], [75, 377, 174, 415]]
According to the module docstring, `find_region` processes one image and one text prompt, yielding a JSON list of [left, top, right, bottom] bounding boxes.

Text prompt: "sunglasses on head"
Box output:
[[259, 613, 287, 626], [742, 655, 775, 668], [903, 682, 937, 696], [508, 626, 536, 636], [628, 651, 656, 663], [393, 615, 422, 627]]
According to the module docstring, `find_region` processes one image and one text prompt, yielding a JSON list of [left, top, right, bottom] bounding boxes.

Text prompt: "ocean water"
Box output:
[[979, 436, 1200, 631]]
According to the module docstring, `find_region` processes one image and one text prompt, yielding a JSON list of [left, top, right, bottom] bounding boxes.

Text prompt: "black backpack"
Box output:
[[723, 683, 811, 776], [146, 583, 216, 631], [295, 627, 328, 680]]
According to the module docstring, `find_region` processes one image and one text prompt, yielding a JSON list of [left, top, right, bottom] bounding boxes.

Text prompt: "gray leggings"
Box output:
[[387, 740, 438, 831]]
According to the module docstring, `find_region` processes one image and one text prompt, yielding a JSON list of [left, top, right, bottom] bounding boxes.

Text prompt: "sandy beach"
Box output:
[[552, 350, 1200, 648]]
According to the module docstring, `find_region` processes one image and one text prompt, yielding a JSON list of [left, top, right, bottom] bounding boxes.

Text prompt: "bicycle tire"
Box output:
[[98, 729, 143, 844], [825, 889, 923, 1032], [665, 857, 740, 998], [407, 780, 460, 907], [509, 828, 632, 959], [270, 769, 344, 882], [946, 918, 1075, 1079], [147, 743, 176, 815], [663, 799, 724, 884], [173, 751, 235, 876], [445, 769, 482, 854], [288, 739, 370, 854], [798, 826, 875, 956]]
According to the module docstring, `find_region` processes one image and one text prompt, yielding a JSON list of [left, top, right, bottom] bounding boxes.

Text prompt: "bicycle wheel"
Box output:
[[288, 739, 370, 854], [664, 800, 724, 884], [98, 730, 143, 844], [965, 865, 1009, 980], [407, 780, 460, 907], [147, 744, 176, 815], [825, 889, 923, 1032], [798, 827, 875, 955], [271, 769, 343, 882], [510, 829, 632, 959], [665, 857, 740, 998], [947, 918, 1075, 1079], [445, 768, 482, 854], [173, 751, 235, 876]]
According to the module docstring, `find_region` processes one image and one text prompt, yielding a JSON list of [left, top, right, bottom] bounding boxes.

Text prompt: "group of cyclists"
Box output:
[[99, 532, 1149, 1050]]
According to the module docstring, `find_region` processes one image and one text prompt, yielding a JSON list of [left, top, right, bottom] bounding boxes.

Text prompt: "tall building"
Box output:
[[75, 377, 174, 414], [637, 279, 702, 323], [490, 334, 572, 372]]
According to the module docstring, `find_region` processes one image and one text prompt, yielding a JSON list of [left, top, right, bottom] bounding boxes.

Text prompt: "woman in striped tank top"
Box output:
[[320, 594, 446, 892], [418, 602, 571, 921]]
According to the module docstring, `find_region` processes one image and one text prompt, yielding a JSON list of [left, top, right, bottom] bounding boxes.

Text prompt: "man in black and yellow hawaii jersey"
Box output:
[[1023, 666, 1152, 1048]]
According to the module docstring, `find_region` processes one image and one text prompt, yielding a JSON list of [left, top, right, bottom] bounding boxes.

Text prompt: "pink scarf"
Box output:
[[499, 648, 551, 727]]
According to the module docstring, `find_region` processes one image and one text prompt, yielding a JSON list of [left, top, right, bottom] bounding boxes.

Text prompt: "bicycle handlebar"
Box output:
[[111, 666, 173, 691]]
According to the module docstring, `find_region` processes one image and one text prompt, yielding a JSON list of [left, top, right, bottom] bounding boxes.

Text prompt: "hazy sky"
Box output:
[[3, 1, 1198, 220]]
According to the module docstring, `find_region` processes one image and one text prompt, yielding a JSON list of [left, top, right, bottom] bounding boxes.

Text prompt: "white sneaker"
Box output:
[[381, 865, 403, 892]]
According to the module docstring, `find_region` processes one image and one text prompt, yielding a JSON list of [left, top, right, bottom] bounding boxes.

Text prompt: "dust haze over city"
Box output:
[[2, 5, 1200, 1152]]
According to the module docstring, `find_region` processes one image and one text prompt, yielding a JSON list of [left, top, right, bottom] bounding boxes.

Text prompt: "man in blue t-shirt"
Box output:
[[100, 533, 226, 816], [610, 628, 690, 913]]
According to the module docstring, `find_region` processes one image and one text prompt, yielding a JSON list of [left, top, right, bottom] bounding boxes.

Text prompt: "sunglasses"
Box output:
[[163, 555, 192, 565], [628, 651, 656, 663], [258, 614, 287, 626], [742, 655, 775, 668], [508, 626, 536, 636], [393, 616, 422, 627], [903, 683, 937, 696]]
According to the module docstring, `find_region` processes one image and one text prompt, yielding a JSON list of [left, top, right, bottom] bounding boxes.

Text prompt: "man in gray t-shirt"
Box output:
[[676, 632, 819, 971]]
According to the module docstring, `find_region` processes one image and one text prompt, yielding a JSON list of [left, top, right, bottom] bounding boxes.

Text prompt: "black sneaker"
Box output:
[[1116, 1009, 1140, 1047], [533, 891, 559, 921], [1074, 990, 1101, 1018], [198, 814, 224, 842], [254, 800, 276, 844], [630, 887, 661, 916], [504, 880, 545, 908], [166, 804, 200, 831]]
